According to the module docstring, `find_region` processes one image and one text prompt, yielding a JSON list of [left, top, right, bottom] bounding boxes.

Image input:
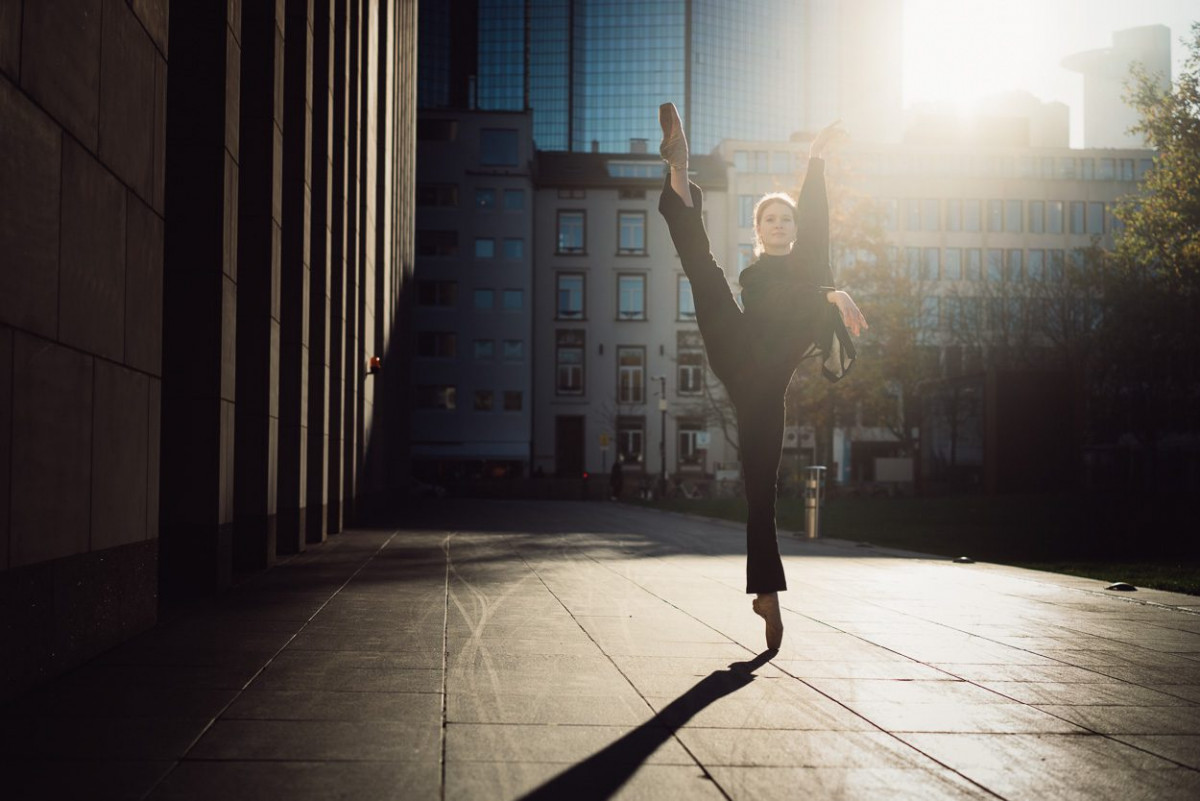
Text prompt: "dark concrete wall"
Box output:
[[0, 0, 166, 694], [1, 0, 416, 697]]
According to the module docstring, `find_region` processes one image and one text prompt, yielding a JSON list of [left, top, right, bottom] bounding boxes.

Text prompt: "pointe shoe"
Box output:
[[752, 593, 784, 650], [658, 102, 689, 171]]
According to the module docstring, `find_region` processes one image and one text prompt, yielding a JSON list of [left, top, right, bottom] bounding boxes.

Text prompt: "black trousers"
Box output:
[[658, 179, 813, 594]]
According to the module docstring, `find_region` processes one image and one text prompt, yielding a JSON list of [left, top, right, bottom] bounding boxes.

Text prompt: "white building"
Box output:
[[531, 151, 737, 488], [1063, 25, 1172, 150]]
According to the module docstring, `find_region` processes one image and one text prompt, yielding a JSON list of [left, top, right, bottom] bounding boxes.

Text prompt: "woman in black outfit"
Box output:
[[657, 103, 867, 650]]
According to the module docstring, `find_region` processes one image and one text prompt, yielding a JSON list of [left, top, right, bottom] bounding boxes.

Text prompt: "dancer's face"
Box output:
[[757, 201, 796, 255]]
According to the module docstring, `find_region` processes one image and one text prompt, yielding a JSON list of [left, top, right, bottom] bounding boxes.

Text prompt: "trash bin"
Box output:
[[803, 465, 826, 539]]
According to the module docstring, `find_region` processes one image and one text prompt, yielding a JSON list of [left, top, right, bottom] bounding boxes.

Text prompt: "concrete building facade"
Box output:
[[531, 151, 737, 489], [410, 110, 535, 480], [1, 0, 417, 697]]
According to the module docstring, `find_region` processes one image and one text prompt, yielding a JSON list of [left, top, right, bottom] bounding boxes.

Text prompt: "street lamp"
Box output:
[[652, 374, 667, 498]]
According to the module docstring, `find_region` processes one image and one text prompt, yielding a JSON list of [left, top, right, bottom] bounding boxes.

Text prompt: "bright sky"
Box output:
[[902, 0, 1198, 146]]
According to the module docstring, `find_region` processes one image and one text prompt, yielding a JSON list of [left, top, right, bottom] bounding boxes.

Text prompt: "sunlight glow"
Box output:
[[903, 0, 1077, 111]]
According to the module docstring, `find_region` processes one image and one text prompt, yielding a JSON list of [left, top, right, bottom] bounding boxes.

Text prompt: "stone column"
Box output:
[[232, 1, 286, 570], [277, 0, 315, 553], [161, 1, 242, 598]]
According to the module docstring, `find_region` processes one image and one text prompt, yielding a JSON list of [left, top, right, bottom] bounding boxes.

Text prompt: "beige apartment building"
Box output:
[[531, 152, 738, 488]]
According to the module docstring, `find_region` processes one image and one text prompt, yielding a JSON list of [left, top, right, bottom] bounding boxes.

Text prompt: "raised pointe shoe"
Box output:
[[752, 593, 784, 650], [658, 102, 689, 171]]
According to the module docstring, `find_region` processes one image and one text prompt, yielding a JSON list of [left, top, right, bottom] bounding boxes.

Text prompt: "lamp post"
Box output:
[[652, 374, 667, 498]]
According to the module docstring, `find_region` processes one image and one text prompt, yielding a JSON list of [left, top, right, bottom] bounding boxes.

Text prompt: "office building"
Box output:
[[419, 0, 904, 152], [411, 111, 536, 480]]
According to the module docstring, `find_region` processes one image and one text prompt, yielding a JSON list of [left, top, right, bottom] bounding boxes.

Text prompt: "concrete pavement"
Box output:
[[3, 499, 1199, 800]]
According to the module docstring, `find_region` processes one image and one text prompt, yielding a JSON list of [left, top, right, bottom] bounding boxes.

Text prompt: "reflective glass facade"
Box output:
[[423, 0, 814, 153]]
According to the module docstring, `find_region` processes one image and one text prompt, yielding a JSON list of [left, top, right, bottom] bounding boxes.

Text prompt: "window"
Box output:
[[987, 200, 1003, 232], [617, 417, 644, 465], [1029, 200, 1045, 234], [475, 188, 496, 209], [737, 245, 754, 274], [416, 385, 456, 410], [618, 188, 646, 200], [678, 421, 705, 467], [945, 199, 961, 232], [416, 331, 456, 358], [734, 151, 749, 171], [1057, 157, 1076, 179], [921, 296, 940, 329], [1047, 250, 1065, 282], [555, 330, 585, 395], [503, 391, 522, 411], [1098, 158, 1115, 180], [678, 350, 704, 395], [503, 340, 524, 361], [502, 289, 523, 310], [480, 128, 518, 166], [771, 151, 791, 174], [738, 195, 756, 228], [503, 189, 524, 210], [1006, 250, 1023, 282], [1081, 159, 1094, 180], [1027, 250, 1045, 281], [754, 151, 768, 173], [416, 183, 458, 207], [618, 212, 646, 254], [923, 248, 940, 281], [503, 238, 524, 259], [474, 390, 494, 411], [1005, 200, 1022, 233], [617, 274, 646, 320], [1070, 201, 1085, 234], [416, 280, 457, 307], [879, 198, 898, 231], [473, 339, 494, 360], [617, 346, 645, 403], [904, 198, 920, 231], [557, 188, 586, 199], [556, 273, 584, 319], [964, 199, 981, 232], [922, 199, 940, 231], [1047, 201, 1064, 233], [986, 249, 1003, 282], [473, 289, 494, 309], [944, 248, 962, 281], [1120, 159, 1135, 181], [417, 119, 456, 141], [1087, 202, 1105, 234], [965, 249, 982, 281], [557, 210, 585, 254], [904, 247, 920, 280], [474, 238, 495, 258], [416, 229, 458, 256], [677, 276, 695, 320]]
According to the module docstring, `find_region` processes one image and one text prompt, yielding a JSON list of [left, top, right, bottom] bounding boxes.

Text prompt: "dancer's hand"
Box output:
[[810, 120, 848, 160], [826, 290, 867, 336]]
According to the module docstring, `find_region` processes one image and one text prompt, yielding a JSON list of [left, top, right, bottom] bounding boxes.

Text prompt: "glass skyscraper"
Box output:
[[420, 0, 816, 154]]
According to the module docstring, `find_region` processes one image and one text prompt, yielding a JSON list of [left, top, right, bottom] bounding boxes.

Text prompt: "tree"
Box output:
[[1097, 23, 1200, 490]]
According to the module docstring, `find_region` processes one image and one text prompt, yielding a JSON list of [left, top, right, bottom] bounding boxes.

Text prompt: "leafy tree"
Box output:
[[1097, 22, 1200, 489]]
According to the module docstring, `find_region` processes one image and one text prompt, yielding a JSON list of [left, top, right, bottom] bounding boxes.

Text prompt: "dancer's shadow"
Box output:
[[517, 649, 778, 801]]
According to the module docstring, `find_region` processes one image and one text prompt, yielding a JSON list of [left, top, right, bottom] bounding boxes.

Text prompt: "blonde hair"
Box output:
[[751, 192, 797, 257]]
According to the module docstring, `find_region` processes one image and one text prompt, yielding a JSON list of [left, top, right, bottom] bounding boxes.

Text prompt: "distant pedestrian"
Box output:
[[657, 102, 866, 650], [609, 458, 624, 501]]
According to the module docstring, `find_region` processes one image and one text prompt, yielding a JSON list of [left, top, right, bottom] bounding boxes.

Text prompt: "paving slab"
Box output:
[[2, 499, 1199, 799]]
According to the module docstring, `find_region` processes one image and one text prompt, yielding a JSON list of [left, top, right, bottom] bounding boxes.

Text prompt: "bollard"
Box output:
[[803, 465, 826, 539]]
